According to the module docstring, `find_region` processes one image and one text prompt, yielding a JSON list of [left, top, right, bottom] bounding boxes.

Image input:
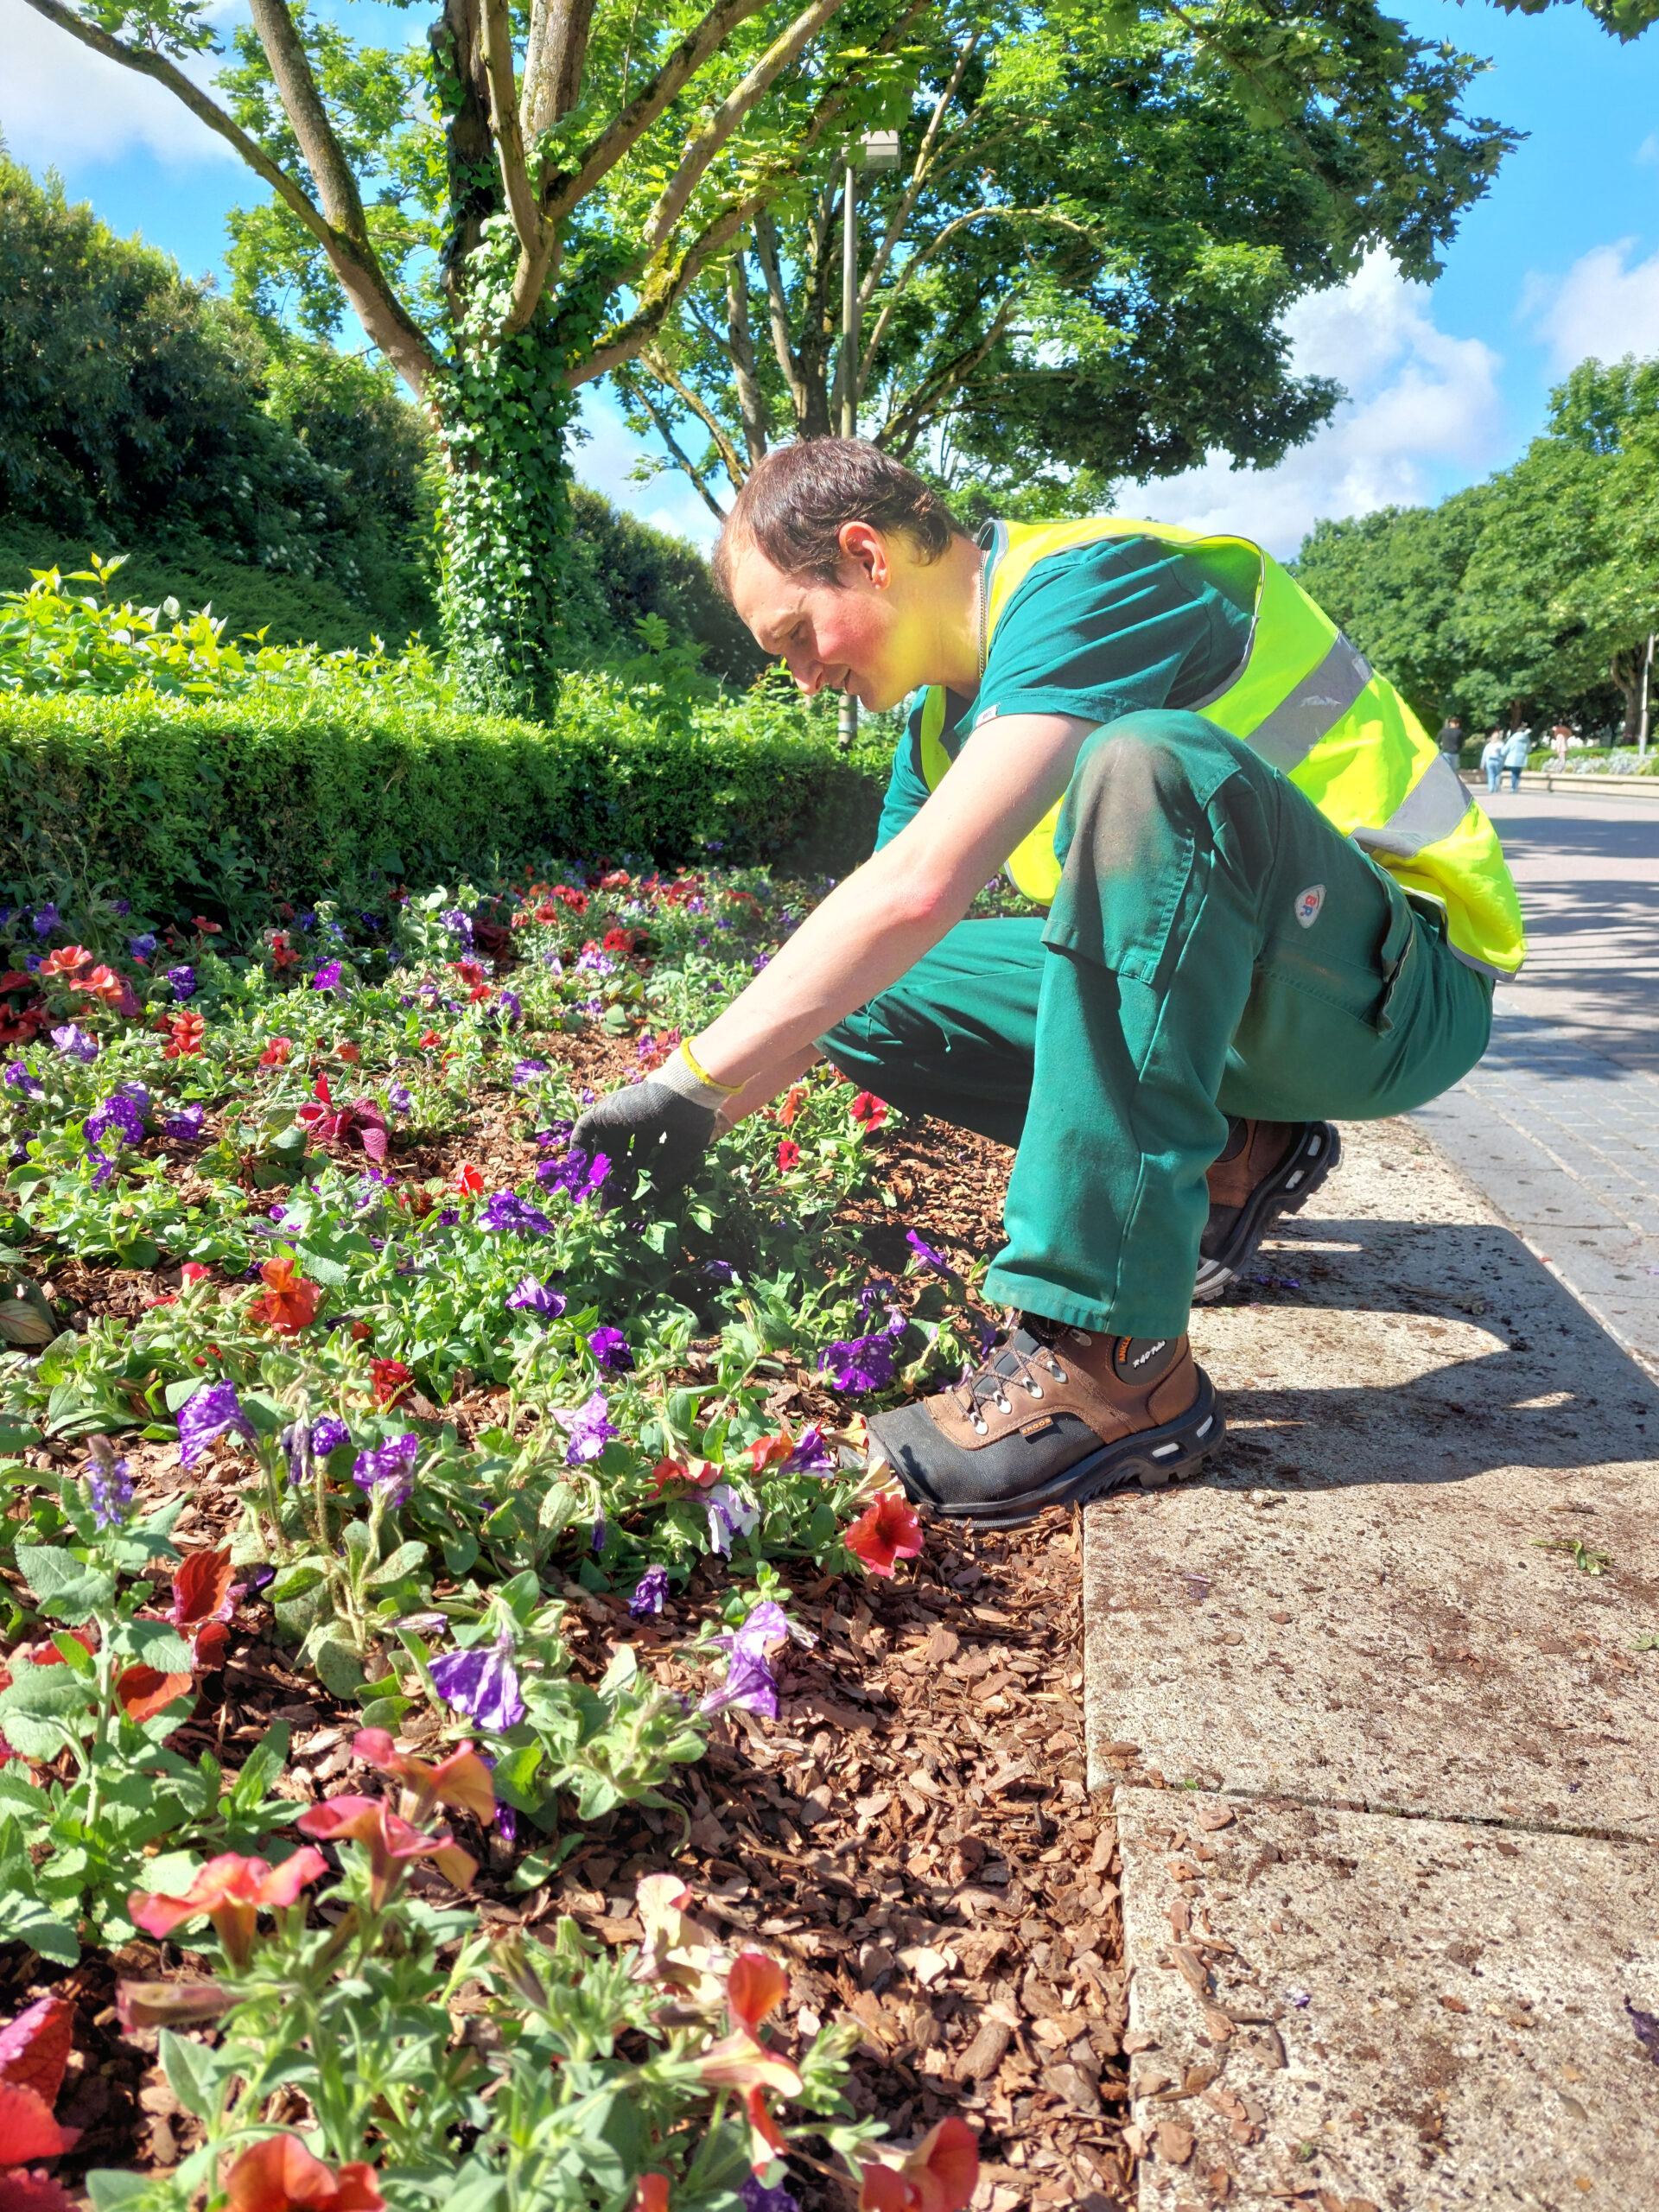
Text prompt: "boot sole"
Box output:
[[892, 1373, 1225, 1532], [1192, 1122, 1341, 1304]]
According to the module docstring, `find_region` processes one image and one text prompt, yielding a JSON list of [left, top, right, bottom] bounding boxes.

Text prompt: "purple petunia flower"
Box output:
[[429, 1631, 525, 1729], [741, 2181, 799, 2212], [86, 1094, 147, 1149], [178, 1381, 257, 1468], [702, 1259, 738, 1285], [702, 1599, 790, 1717], [506, 1276, 566, 1318], [588, 1325, 633, 1372], [128, 933, 156, 963], [439, 908, 474, 953], [630, 1564, 670, 1617], [780, 1424, 836, 1478], [312, 1414, 349, 1458], [592, 1510, 607, 1553], [353, 1433, 419, 1507], [512, 1058, 549, 1088], [50, 1024, 99, 1063], [31, 905, 59, 938], [86, 1454, 134, 1530], [536, 1146, 610, 1205], [496, 990, 522, 1027], [310, 961, 343, 993], [481, 1190, 554, 1237], [3, 1063, 43, 1101], [906, 1229, 951, 1273], [437, 1206, 459, 1227], [162, 1103, 206, 1143], [386, 1081, 413, 1116], [111, 899, 130, 917], [166, 964, 196, 1001], [563, 1389, 617, 1465], [706, 1483, 760, 1557], [817, 1320, 905, 1394]]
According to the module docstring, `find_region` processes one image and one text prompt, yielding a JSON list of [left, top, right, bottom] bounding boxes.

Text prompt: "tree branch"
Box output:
[[878, 297, 1016, 454], [542, 0, 776, 226], [752, 209, 807, 418], [480, 0, 543, 255], [522, 0, 599, 139], [630, 385, 734, 519], [858, 33, 976, 317], [725, 252, 771, 466], [857, 207, 1090, 400], [20, 0, 438, 393], [639, 0, 849, 259], [644, 346, 751, 487]]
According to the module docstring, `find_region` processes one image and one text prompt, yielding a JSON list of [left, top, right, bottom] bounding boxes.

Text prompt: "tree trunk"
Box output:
[[433, 324, 579, 716], [1611, 645, 1645, 744]]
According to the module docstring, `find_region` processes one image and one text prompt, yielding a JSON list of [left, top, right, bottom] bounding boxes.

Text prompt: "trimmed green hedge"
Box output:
[[0, 681, 887, 919]]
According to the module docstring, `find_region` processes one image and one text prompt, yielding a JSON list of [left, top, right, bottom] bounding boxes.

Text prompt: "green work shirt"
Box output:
[[873, 531, 1254, 851]]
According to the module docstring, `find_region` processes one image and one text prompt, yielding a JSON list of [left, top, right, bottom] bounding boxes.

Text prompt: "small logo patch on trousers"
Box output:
[[1294, 884, 1325, 928]]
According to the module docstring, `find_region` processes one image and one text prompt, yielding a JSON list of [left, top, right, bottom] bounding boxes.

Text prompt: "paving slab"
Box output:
[[1083, 1119, 1659, 1840], [1116, 1788, 1659, 2212]]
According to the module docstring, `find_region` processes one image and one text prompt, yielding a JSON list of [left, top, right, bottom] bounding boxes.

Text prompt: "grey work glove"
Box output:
[[571, 1046, 731, 1200]]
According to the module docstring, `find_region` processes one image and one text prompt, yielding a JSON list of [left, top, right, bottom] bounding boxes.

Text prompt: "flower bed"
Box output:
[[0, 863, 1128, 2209]]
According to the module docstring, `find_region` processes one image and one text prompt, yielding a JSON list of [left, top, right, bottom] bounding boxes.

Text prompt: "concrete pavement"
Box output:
[[1084, 1123, 1659, 2210]]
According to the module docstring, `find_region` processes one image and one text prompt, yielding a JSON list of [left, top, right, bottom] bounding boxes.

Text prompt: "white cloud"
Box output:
[[1131, 254, 1503, 559], [1636, 133, 1659, 168], [0, 0, 247, 168], [1521, 238, 1659, 373], [572, 388, 724, 550]]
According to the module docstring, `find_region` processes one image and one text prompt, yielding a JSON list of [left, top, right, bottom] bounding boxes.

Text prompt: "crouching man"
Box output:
[[575, 443, 1524, 1529]]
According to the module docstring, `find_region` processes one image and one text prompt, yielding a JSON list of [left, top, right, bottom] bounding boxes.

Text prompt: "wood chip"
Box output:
[[955, 2017, 1013, 2082]]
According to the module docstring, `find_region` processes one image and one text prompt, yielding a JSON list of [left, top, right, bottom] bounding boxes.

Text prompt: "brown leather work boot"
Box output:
[[1194, 1118, 1340, 1302], [868, 1319, 1222, 1529]]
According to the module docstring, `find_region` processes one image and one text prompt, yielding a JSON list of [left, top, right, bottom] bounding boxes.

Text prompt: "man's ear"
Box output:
[[838, 520, 891, 588]]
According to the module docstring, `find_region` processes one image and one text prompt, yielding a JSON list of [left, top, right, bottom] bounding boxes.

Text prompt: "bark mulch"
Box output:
[[2, 1063, 1146, 2207]]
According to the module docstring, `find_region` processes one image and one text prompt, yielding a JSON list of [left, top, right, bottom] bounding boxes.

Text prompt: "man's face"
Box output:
[[726, 530, 920, 712]]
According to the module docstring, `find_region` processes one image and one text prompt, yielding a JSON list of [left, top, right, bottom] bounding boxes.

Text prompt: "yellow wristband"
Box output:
[[678, 1039, 743, 1096]]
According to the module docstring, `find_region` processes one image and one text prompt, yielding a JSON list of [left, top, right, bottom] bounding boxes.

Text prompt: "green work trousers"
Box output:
[[820, 710, 1494, 1338]]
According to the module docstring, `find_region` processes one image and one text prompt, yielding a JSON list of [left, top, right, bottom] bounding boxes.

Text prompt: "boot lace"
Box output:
[[947, 1320, 1070, 1437]]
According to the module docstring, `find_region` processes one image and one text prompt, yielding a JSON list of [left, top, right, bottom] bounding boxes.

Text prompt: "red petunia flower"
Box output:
[[849, 1091, 888, 1131], [259, 1037, 293, 1068], [727, 1952, 788, 2037], [776, 1138, 800, 1173], [37, 946, 92, 979], [251, 1254, 322, 1336], [337, 1041, 361, 1065], [777, 1084, 807, 1129], [856, 2119, 978, 2212], [844, 1491, 924, 1578], [634, 2179, 670, 2212], [369, 1359, 415, 1408], [296, 1796, 475, 1909], [223, 2135, 385, 2212], [162, 1011, 207, 1060], [352, 1728, 496, 1827], [452, 1162, 484, 1196], [418, 1029, 442, 1051], [128, 1848, 328, 1968]]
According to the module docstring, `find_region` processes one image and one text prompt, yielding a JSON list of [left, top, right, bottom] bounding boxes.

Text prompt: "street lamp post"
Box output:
[[836, 128, 900, 749]]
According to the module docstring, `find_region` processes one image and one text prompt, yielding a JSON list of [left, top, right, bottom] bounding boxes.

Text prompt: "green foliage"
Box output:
[[620, 0, 1520, 511], [566, 486, 767, 687], [1293, 353, 1659, 736], [0, 150, 438, 641], [0, 666, 882, 923]]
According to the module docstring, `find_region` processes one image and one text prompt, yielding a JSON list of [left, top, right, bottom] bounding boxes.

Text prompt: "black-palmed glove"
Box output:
[[571, 1044, 734, 1201]]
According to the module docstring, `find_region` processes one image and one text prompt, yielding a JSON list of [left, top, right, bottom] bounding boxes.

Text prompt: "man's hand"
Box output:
[[572, 1046, 734, 1200]]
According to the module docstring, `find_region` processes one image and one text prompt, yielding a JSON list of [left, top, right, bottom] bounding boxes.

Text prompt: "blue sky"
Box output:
[[4, 0, 1659, 556]]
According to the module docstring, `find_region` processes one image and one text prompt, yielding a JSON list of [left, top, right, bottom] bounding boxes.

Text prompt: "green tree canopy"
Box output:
[[1294, 356, 1659, 738], [617, 0, 1524, 518]]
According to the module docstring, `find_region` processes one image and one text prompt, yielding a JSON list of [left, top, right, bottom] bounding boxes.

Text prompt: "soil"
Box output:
[[2, 1042, 1141, 2209]]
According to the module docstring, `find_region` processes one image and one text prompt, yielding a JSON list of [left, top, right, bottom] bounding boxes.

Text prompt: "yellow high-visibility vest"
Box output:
[[917, 518, 1526, 978]]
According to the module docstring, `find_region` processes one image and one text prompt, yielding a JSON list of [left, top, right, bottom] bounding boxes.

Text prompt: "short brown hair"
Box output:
[[713, 440, 970, 598]]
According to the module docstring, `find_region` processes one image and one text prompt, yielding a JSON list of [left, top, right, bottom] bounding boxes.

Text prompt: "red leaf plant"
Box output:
[[296, 1077, 388, 1162], [296, 1796, 476, 1910], [844, 1492, 925, 1579], [0, 1996, 81, 2210], [129, 1847, 329, 1968], [855, 2118, 980, 2212], [115, 1545, 244, 1720], [224, 2135, 385, 2212], [250, 1254, 323, 1335]]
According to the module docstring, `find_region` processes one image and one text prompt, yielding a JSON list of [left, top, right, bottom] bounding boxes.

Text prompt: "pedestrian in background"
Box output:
[[1551, 721, 1572, 765], [1436, 714, 1464, 771], [1502, 726, 1532, 792], [1482, 731, 1506, 793]]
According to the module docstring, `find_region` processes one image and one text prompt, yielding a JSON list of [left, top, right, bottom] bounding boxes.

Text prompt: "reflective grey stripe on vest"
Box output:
[[1243, 633, 1374, 774], [1352, 753, 1473, 860]]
